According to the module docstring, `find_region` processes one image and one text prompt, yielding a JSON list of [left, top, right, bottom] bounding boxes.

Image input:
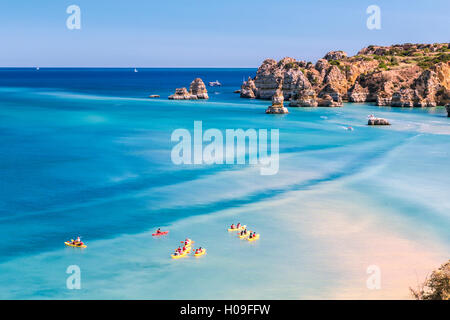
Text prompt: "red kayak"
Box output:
[[152, 231, 169, 236]]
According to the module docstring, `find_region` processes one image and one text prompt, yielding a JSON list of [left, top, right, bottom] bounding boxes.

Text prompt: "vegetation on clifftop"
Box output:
[[410, 260, 450, 300]]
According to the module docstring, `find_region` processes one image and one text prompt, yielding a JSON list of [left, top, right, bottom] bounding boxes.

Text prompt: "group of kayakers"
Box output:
[[66, 222, 258, 256], [229, 223, 260, 241], [229, 223, 243, 230], [171, 238, 206, 259]]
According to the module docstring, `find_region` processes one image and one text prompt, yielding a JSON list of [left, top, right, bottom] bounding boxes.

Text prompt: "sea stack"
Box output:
[[169, 78, 209, 100], [189, 78, 209, 99], [240, 77, 256, 99], [446, 103, 450, 117], [265, 89, 289, 114]]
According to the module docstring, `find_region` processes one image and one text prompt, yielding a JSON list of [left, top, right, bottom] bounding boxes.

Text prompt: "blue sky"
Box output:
[[0, 0, 448, 67]]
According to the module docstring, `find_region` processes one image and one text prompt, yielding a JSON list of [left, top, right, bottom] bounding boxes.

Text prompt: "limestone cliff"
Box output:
[[241, 43, 450, 109]]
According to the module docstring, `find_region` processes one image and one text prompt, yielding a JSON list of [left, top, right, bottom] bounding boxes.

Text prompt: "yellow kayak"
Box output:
[[247, 234, 260, 242], [171, 247, 191, 259], [171, 251, 187, 259], [194, 249, 206, 257], [181, 240, 194, 247], [64, 241, 87, 248], [227, 225, 246, 232], [238, 232, 250, 239]]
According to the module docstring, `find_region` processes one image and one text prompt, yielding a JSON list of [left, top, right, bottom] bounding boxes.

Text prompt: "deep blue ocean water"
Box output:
[[0, 68, 449, 299]]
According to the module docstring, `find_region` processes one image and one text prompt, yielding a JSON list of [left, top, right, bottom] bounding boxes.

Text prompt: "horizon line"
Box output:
[[0, 66, 259, 69]]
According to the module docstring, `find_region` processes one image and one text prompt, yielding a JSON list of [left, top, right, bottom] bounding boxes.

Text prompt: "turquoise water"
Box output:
[[0, 69, 449, 299]]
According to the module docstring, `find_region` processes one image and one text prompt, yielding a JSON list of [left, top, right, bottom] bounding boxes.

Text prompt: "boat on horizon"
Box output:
[[134, 68, 138, 73]]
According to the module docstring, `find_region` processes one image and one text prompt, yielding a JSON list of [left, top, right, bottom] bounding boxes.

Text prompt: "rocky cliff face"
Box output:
[[169, 78, 209, 100], [242, 43, 450, 109]]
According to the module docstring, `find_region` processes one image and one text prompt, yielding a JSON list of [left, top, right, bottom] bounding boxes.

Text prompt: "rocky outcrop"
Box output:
[[290, 89, 318, 107], [318, 94, 342, 107], [324, 51, 348, 61], [348, 82, 369, 102], [169, 88, 193, 100], [446, 103, 450, 117], [189, 78, 209, 99], [240, 77, 256, 98], [241, 43, 450, 109], [149, 94, 160, 98], [391, 89, 415, 107], [265, 89, 289, 114], [169, 78, 209, 100], [368, 117, 391, 125]]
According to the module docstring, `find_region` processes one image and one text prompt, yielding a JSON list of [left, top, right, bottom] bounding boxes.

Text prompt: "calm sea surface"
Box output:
[[0, 68, 449, 299]]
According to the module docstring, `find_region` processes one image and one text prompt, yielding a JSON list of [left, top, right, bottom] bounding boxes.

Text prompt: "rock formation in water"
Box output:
[[168, 87, 193, 100], [265, 88, 289, 114], [368, 117, 391, 125], [189, 78, 209, 99], [446, 103, 450, 117], [169, 78, 209, 100], [241, 43, 450, 108]]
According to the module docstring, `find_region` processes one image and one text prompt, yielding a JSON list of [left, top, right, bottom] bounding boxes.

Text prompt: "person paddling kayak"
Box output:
[[71, 236, 83, 245]]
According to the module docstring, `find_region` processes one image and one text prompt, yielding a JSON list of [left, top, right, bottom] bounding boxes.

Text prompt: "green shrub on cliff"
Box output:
[[329, 60, 340, 66], [284, 62, 299, 70], [410, 260, 450, 300], [378, 61, 389, 70], [417, 53, 450, 69]]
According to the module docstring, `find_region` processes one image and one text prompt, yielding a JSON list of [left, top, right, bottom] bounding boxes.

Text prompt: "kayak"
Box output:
[[152, 231, 169, 236], [194, 249, 206, 257], [227, 225, 246, 232], [247, 234, 260, 242], [171, 251, 187, 259], [64, 241, 87, 248], [181, 240, 194, 247], [171, 247, 191, 259], [238, 232, 250, 239]]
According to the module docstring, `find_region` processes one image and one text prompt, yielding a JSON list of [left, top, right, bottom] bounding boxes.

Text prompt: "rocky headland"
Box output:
[[169, 78, 209, 100], [241, 43, 450, 109]]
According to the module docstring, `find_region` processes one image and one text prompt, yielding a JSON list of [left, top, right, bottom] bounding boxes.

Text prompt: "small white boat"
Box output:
[[36, 67, 40, 71], [134, 68, 138, 73], [209, 80, 221, 87]]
